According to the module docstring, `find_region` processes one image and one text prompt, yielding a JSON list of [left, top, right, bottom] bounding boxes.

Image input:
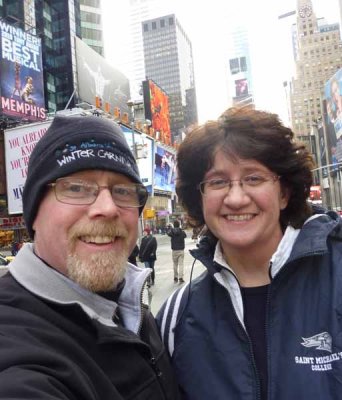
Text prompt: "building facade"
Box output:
[[127, 0, 172, 100], [79, 0, 104, 56], [142, 14, 198, 143], [227, 25, 255, 109], [290, 0, 342, 140]]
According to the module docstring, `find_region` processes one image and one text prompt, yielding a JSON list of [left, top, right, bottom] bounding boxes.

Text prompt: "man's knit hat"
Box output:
[[23, 114, 144, 238]]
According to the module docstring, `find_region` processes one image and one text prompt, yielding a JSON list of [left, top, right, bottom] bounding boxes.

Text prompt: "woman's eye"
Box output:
[[244, 175, 265, 185], [209, 179, 228, 188]]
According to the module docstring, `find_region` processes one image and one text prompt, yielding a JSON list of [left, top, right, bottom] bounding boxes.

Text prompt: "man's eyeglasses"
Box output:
[[198, 174, 280, 196], [47, 177, 148, 208]]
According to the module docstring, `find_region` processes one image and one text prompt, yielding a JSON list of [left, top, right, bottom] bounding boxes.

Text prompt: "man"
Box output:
[[167, 220, 186, 283], [139, 227, 157, 286], [0, 115, 179, 400]]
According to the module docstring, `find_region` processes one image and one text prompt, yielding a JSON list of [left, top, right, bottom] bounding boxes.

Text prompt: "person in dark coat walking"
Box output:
[[128, 244, 139, 266], [139, 227, 157, 286], [167, 220, 186, 283]]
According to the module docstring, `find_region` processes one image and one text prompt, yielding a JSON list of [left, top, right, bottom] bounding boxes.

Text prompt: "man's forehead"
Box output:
[[64, 169, 135, 183]]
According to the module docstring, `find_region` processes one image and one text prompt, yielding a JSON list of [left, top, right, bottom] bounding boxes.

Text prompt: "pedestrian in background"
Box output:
[[139, 227, 157, 286], [0, 115, 179, 399], [158, 106, 342, 399], [128, 243, 139, 266], [167, 220, 186, 283]]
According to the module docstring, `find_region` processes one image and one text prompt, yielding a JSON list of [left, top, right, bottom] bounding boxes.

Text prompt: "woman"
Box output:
[[139, 227, 157, 286], [157, 107, 342, 399]]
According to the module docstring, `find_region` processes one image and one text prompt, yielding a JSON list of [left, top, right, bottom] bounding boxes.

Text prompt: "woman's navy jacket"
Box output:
[[157, 212, 342, 400]]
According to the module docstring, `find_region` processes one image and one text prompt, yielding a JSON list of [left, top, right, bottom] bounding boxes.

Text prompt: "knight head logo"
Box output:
[[301, 332, 332, 353]]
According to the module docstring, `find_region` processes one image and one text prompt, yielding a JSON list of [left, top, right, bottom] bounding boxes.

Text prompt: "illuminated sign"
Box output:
[[0, 21, 46, 121], [324, 69, 342, 162], [235, 78, 249, 98], [154, 145, 176, 193], [143, 80, 171, 146], [120, 125, 154, 194], [75, 37, 130, 115]]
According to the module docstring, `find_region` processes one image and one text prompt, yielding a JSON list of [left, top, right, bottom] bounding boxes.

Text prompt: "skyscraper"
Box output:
[[142, 14, 198, 143], [290, 0, 342, 138], [127, 0, 172, 99], [79, 0, 104, 56], [226, 25, 254, 109]]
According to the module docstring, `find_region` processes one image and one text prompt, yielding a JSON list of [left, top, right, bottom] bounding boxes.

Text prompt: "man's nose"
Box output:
[[88, 187, 120, 218]]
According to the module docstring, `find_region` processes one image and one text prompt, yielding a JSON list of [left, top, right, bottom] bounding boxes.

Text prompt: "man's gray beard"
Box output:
[[67, 248, 129, 292]]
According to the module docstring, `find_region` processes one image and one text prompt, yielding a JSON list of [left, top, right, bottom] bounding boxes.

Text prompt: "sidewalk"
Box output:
[[148, 233, 205, 315]]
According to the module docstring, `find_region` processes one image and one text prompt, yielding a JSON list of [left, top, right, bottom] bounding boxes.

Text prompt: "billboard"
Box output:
[[120, 125, 154, 194], [229, 57, 247, 75], [324, 69, 342, 165], [0, 21, 46, 121], [75, 37, 130, 115], [154, 145, 176, 193], [143, 80, 171, 146], [4, 120, 51, 214], [235, 78, 249, 97]]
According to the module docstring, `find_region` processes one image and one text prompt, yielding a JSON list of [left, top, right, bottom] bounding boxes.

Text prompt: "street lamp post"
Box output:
[[127, 100, 137, 159]]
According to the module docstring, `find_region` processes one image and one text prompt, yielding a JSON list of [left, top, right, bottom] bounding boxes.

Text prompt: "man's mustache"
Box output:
[[68, 222, 129, 241]]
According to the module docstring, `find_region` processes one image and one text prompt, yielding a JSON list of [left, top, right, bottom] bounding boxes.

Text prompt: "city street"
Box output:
[[147, 232, 205, 315], [0, 234, 207, 315]]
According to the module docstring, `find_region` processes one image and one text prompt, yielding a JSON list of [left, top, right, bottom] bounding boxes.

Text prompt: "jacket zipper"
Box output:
[[213, 267, 262, 400], [137, 277, 169, 399], [137, 277, 150, 335]]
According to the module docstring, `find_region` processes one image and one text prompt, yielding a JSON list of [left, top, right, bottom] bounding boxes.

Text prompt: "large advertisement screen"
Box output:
[[120, 125, 154, 194], [235, 78, 249, 97], [0, 21, 46, 121], [324, 69, 342, 163], [154, 145, 176, 193], [143, 80, 171, 146], [76, 37, 130, 115], [4, 120, 51, 214]]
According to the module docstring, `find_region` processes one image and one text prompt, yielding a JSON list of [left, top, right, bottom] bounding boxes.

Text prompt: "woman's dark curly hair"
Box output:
[[176, 107, 314, 230]]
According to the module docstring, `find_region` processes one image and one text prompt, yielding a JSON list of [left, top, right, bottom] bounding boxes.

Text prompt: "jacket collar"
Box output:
[[9, 243, 150, 334], [212, 224, 301, 279], [191, 212, 341, 276], [190, 212, 342, 329]]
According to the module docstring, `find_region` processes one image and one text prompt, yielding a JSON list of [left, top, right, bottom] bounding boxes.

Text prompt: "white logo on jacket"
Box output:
[[301, 332, 332, 353], [294, 331, 342, 372]]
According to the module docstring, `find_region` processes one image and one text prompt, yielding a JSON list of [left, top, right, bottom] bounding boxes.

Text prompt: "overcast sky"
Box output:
[[102, 0, 340, 125]]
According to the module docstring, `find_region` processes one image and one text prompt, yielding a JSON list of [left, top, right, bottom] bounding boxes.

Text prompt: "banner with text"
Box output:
[[4, 120, 51, 214], [0, 21, 46, 121]]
